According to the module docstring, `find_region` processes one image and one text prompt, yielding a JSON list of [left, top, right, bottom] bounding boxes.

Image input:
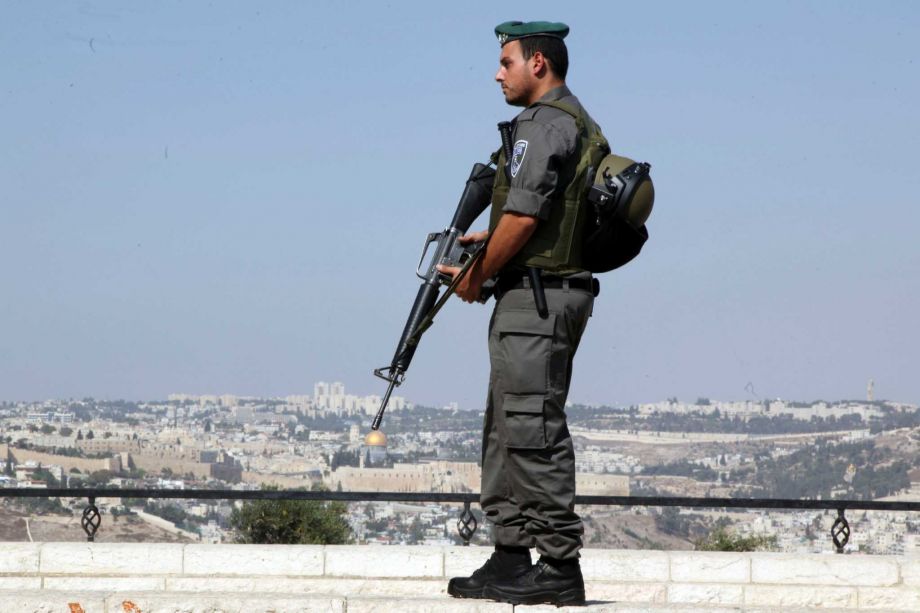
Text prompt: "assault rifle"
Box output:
[[371, 162, 496, 431]]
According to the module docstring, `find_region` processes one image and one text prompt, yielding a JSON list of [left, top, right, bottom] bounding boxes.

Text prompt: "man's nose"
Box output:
[[495, 68, 504, 82]]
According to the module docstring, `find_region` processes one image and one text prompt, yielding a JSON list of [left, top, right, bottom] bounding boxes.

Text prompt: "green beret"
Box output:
[[494, 21, 569, 46]]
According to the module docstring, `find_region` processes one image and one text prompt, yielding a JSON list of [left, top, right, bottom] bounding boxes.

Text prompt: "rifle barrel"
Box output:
[[371, 376, 399, 431]]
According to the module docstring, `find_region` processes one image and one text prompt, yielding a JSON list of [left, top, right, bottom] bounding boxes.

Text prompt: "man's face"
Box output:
[[495, 41, 535, 106]]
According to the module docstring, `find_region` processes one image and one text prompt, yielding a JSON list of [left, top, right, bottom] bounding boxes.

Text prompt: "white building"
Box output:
[[311, 381, 409, 416]]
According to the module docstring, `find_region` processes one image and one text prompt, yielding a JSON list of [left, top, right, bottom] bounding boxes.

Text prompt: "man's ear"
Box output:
[[530, 51, 547, 77]]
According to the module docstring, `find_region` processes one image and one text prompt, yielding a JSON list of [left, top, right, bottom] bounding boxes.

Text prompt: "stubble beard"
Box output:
[[502, 86, 528, 107]]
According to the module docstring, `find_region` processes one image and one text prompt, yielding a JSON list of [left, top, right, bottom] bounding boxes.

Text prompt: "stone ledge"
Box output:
[[39, 542, 184, 576], [43, 576, 166, 591], [899, 559, 920, 586], [0, 542, 40, 574], [580, 549, 670, 582], [858, 586, 920, 611], [667, 582, 744, 606], [529, 607, 901, 613], [583, 582, 667, 603], [0, 544, 917, 611], [0, 590, 108, 613], [346, 597, 510, 612], [183, 543, 324, 577], [0, 576, 41, 590], [669, 551, 751, 583], [14, 543, 915, 587], [0, 590, 348, 613], [164, 577, 447, 597], [744, 584, 859, 608], [750, 553, 900, 587], [105, 591, 347, 613], [0, 589, 912, 612], [324, 545, 443, 578]]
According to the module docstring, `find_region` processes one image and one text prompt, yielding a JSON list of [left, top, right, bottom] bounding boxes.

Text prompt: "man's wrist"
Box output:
[[468, 258, 489, 288]]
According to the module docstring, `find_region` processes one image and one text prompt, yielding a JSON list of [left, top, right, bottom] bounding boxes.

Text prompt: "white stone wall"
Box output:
[[0, 543, 917, 611]]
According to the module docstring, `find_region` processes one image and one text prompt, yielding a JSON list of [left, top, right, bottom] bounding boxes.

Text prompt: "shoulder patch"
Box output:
[[510, 139, 528, 178]]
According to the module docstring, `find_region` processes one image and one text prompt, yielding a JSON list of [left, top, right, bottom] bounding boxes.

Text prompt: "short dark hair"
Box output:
[[519, 36, 568, 79]]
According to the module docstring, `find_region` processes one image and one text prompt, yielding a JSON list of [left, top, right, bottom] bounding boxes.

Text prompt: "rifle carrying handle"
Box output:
[[498, 121, 514, 180]]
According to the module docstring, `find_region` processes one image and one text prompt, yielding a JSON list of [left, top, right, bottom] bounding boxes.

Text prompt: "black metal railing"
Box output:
[[3, 488, 918, 553]]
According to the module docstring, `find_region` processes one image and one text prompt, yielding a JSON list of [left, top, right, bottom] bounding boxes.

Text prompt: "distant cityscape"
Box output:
[[1, 382, 917, 555]]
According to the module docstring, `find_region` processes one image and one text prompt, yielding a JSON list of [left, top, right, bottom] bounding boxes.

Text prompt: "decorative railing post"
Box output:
[[457, 500, 478, 546], [81, 496, 101, 542], [831, 507, 850, 554]]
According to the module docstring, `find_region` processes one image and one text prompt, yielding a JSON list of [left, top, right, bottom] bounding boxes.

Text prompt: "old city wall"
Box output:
[[241, 472, 313, 489], [0, 444, 213, 479], [326, 461, 480, 494], [127, 454, 212, 479], [0, 443, 120, 474], [324, 462, 629, 495], [576, 473, 630, 496]]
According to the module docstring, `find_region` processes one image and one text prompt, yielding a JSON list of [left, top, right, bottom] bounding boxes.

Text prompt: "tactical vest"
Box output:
[[489, 100, 610, 274]]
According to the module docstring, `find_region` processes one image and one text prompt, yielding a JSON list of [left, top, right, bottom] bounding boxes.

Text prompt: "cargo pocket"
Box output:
[[503, 393, 547, 449], [494, 309, 556, 395]]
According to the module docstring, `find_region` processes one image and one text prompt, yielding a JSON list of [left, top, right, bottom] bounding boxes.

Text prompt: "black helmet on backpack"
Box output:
[[581, 155, 654, 273]]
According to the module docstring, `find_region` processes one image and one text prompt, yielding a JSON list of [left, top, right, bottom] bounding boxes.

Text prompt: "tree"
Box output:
[[86, 430, 95, 440], [145, 501, 192, 529], [33, 468, 59, 487], [654, 506, 690, 537], [407, 517, 426, 544], [22, 496, 70, 516], [76, 430, 84, 440], [230, 485, 351, 545], [86, 470, 115, 486], [59, 426, 73, 437], [695, 526, 776, 552]]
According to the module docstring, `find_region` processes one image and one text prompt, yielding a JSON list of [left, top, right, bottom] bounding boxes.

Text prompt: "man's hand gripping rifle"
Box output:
[[371, 162, 496, 431]]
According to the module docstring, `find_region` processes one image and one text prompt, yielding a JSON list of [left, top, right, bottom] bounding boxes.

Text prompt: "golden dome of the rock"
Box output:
[[364, 430, 387, 447]]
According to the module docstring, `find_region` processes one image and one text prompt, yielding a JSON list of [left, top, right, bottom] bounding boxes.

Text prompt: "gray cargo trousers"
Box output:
[[480, 279, 594, 560]]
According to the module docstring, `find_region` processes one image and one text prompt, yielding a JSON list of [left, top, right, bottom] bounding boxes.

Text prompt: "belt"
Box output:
[[495, 273, 600, 297]]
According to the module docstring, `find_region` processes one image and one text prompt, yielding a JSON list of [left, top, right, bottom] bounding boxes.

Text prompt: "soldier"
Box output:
[[437, 20, 602, 607]]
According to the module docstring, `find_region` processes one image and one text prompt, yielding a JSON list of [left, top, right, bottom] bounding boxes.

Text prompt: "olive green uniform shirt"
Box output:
[[502, 85, 583, 221]]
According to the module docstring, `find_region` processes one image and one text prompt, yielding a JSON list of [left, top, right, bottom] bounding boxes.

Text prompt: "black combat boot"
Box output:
[[482, 555, 586, 606], [447, 545, 532, 599]]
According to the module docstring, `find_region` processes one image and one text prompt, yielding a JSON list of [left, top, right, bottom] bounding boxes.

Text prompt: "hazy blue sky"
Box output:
[[2, 1, 918, 409]]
